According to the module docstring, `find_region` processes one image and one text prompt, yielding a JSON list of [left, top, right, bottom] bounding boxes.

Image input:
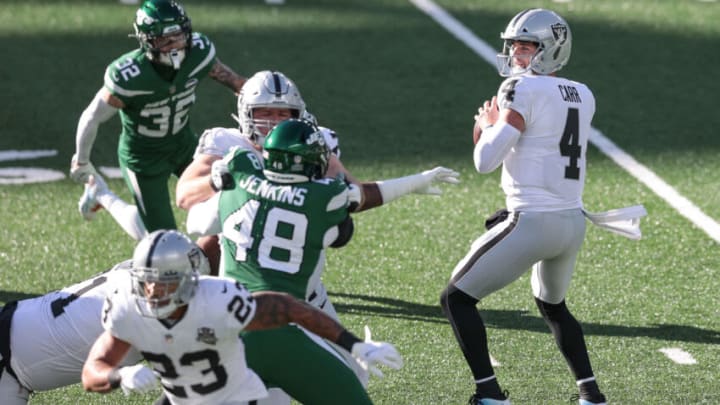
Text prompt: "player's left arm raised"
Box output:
[[209, 58, 246, 94]]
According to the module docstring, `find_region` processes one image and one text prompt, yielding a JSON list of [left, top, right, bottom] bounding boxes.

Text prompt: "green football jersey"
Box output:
[[104, 32, 216, 174], [218, 147, 350, 300]]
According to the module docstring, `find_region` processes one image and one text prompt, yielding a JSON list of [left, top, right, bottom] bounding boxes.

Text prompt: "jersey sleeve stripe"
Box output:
[[103, 68, 154, 97], [326, 188, 349, 211], [189, 42, 216, 78]]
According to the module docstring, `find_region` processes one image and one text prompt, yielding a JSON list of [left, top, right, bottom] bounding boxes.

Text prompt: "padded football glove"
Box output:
[[210, 159, 233, 191], [351, 326, 403, 378], [70, 154, 97, 184], [118, 364, 158, 395]]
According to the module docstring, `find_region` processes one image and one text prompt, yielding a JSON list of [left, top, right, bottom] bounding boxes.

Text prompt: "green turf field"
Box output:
[[1, 0, 719, 403]]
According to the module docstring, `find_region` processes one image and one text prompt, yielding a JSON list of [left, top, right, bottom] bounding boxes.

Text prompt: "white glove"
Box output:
[[70, 154, 97, 184], [414, 166, 460, 195], [118, 364, 158, 396], [210, 159, 233, 191], [351, 326, 403, 378], [375, 166, 460, 204]]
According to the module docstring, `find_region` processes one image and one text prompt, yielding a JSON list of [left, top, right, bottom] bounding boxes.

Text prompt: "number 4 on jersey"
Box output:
[[559, 107, 581, 180]]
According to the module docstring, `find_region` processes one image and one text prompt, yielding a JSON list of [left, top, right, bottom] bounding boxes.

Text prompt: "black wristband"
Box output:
[[108, 368, 122, 389], [336, 330, 362, 352]]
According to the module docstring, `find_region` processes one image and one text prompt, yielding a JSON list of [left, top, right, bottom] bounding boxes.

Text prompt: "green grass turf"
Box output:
[[1, 0, 719, 404]]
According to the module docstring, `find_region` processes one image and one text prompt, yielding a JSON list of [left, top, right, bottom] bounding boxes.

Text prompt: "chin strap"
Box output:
[[168, 49, 185, 69]]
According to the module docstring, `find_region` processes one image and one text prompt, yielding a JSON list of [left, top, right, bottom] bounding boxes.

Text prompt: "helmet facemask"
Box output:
[[497, 39, 540, 77], [130, 230, 207, 319], [149, 31, 189, 69], [131, 266, 197, 319]]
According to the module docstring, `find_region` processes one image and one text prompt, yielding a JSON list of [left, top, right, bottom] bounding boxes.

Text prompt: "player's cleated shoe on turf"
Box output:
[[468, 394, 511, 405], [578, 399, 607, 405], [78, 174, 106, 221], [573, 393, 607, 405]]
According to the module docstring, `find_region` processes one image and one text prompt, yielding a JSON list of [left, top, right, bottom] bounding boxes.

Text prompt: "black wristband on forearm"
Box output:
[[108, 368, 122, 389], [336, 330, 362, 352]]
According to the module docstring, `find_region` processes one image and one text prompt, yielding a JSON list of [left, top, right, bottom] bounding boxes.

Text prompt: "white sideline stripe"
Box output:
[[0, 149, 57, 162], [409, 0, 497, 66], [410, 0, 720, 244], [659, 347, 697, 365]]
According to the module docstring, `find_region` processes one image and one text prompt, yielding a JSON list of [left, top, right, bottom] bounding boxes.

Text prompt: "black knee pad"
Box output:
[[535, 297, 570, 322]]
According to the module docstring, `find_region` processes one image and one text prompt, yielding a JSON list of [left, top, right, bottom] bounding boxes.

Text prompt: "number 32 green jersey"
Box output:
[[218, 148, 351, 300], [104, 32, 216, 175]]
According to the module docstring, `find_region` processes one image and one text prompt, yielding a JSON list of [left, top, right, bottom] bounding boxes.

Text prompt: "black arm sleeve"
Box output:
[[330, 215, 354, 248]]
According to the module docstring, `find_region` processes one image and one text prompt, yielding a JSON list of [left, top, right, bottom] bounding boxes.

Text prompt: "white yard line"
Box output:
[[0, 149, 57, 162], [659, 347, 697, 365], [410, 0, 720, 244]]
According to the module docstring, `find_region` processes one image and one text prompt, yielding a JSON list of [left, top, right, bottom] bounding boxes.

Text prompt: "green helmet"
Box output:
[[263, 119, 330, 184], [133, 0, 192, 68]]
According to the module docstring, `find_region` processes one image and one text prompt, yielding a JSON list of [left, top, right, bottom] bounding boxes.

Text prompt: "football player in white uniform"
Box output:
[[440, 9, 607, 405], [81, 230, 402, 405], [0, 261, 143, 405]]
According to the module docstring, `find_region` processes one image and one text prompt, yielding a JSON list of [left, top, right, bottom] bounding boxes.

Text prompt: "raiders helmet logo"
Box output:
[[551, 23, 568, 45]]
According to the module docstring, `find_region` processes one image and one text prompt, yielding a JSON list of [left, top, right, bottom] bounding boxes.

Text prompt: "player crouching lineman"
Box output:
[[81, 230, 402, 404]]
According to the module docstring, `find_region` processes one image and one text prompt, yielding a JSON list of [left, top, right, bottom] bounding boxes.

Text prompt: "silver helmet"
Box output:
[[130, 230, 208, 319], [496, 9, 572, 77], [234, 70, 306, 146]]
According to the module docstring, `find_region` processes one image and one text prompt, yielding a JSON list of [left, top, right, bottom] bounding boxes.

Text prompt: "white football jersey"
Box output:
[[103, 276, 267, 405], [496, 74, 595, 211], [195, 126, 340, 160], [9, 261, 142, 391]]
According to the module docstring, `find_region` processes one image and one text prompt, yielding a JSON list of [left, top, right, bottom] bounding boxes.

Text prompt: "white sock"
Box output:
[[96, 191, 147, 241]]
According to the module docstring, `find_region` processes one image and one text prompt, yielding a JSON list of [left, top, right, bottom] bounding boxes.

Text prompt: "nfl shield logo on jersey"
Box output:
[[197, 327, 218, 345]]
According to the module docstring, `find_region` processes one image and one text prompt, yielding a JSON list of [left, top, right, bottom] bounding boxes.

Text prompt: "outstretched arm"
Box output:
[[326, 153, 459, 212], [246, 291, 403, 376], [354, 167, 460, 212]]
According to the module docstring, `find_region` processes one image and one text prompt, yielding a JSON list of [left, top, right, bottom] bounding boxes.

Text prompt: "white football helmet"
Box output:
[[130, 230, 208, 319], [496, 8, 572, 77], [234, 70, 306, 146]]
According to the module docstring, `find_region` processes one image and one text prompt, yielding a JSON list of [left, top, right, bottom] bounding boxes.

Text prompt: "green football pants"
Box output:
[[242, 325, 372, 405]]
